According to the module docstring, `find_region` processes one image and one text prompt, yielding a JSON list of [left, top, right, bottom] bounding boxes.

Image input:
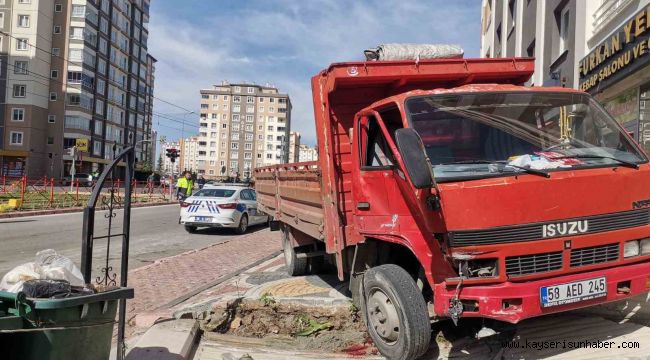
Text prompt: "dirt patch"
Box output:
[[200, 298, 376, 356]]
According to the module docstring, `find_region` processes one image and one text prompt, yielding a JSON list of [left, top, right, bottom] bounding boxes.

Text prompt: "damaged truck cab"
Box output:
[[255, 57, 650, 360]]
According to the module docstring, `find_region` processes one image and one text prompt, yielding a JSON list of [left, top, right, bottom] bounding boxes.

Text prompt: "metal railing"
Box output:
[[0, 175, 173, 211]]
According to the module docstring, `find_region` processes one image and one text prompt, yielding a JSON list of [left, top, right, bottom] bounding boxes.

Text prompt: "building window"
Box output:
[[259, 97, 264, 103], [18, 0, 31, 3], [259, 106, 265, 112], [16, 38, 28, 51], [14, 61, 28, 74], [234, 86, 241, 93], [55, 4, 63, 12], [52, 48, 60, 56], [49, 92, 57, 101], [246, 96, 254, 103], [13, 85, 26, 97], [53, 25, 61, 34], [51, 70, 58, 78], [17, 15, 29, 28], [48, 115, 56, 123], [223, 95, 228, 101], [10, 132, 23, 145], [233, 105, 241, 112], [247, 87, 254, 94], [47, 137, 54, 145], [558, 6, 570, 55], [12, 108, 25, 121], [233, 96, 241, 103]]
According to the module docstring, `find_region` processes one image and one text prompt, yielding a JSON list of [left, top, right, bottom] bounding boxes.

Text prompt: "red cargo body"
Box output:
[[255, 57, 650, 331]]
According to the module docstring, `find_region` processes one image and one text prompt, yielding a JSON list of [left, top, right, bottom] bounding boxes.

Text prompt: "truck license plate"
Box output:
[[195, 216, 211, 222], [540, 277, 607, 308]]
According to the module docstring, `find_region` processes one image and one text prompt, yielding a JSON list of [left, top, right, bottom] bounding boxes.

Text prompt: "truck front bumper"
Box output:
[[433, 260, 650, 323]]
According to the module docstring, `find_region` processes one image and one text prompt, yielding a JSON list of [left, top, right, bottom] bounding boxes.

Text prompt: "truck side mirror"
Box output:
[[394, 128, 434, 189]]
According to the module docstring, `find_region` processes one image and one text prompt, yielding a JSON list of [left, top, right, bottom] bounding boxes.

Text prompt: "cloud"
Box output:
[[148, 0, 480, 145]]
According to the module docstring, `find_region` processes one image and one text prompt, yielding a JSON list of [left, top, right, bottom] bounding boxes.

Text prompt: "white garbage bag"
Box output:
[[0, 249, 85, 293], [0, 263, 40, 293], [35, 249, 85, 287], [364, 43, 464, 61]]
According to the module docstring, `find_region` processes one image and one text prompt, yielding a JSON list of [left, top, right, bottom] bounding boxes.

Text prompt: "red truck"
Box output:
[[255, 57, 650, 360]]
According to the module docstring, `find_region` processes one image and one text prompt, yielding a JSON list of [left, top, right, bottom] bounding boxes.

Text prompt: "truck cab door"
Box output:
[[353, 115, 399, 231]]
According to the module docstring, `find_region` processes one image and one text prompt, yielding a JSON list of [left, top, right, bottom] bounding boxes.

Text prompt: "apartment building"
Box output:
[[480, 0, 597, 87], [288, 131, 300, 163], [298, 144, 318, 162], [160, 140, 179, 175], [179, 135, 199, 172], [0, 0, 155, 178], [198, 82, 292, 179], [481, 0, 650, 153]]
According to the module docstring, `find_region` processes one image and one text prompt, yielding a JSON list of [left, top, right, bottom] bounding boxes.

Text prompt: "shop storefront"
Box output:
[[579, 6, 650, 154], [0, 150, 28, 177]]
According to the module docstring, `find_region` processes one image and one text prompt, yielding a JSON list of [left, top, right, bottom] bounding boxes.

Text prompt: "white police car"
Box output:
[[179, 185, 267, 234]]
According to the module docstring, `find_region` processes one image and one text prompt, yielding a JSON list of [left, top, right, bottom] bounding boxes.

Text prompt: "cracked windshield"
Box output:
[[407, 92, 647, 181]]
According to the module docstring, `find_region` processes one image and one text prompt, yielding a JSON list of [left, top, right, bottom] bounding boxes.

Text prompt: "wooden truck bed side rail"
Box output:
[[254, 162, 324, 241]]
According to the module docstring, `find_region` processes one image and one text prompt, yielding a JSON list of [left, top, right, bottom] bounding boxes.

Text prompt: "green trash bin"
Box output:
[[0, 287, 133, 360]]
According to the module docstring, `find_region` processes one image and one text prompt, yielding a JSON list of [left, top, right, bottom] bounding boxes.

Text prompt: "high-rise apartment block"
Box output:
[[0, 0, 155, 178], [179, 136, 199, 172], [298, 144, 318, 162], [198, 82, 291, 179], [288, 131, 300, 163], [160, 140, 179, 175]]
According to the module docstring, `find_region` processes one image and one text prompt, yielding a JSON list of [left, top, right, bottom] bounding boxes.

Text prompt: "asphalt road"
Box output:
[[0, 205, 251, 278]]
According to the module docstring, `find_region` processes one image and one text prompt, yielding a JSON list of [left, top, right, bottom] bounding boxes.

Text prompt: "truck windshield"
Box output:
[[406, 92, 647, 182]]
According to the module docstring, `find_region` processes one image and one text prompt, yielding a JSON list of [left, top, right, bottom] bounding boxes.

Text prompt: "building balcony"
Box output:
[[592, 0, 635, 34]]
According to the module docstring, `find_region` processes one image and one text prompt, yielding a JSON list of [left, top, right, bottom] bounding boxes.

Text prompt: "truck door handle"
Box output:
[[357, 202, 370, 210]]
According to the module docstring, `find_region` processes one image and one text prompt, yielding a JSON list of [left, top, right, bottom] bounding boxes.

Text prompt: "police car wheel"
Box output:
[[184, 225, 197, 233], [235, 214, 248, 235]]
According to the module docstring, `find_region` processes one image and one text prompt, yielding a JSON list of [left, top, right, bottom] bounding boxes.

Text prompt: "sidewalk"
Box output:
[[125, 228, 282, 338]]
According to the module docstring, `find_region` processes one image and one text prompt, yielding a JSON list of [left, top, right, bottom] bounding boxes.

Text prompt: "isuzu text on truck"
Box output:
[[255, 53, 650, 360]]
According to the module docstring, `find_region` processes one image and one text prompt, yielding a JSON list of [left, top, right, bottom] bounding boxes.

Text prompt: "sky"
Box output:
[[148, 0, 481, 146]]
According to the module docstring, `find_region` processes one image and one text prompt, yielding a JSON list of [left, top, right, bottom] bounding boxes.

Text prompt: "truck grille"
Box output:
[[449, 208, 650, 247], [505, 252, 563, 277], [570, 243, 619, 267]]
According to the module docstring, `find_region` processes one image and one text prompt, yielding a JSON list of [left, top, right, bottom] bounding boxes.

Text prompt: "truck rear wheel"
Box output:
[[363, 264, 430, 360], [282, 226, 307, 276]]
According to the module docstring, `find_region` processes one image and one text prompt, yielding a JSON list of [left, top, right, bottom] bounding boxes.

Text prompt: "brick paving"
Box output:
[[124, 228, 281, 333]]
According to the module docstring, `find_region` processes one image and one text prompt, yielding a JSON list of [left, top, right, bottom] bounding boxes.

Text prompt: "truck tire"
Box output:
[[282, 227, 307, 276], [363, 264, 430, 360], [184, 225, 197, 233]]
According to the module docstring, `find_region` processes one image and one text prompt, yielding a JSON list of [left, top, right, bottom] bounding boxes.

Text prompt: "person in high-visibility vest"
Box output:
[[176, 171, 194, 200]]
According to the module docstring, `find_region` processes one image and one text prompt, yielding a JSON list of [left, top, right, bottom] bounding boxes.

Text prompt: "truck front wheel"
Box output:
[[282, 226, 307, 276], [363, 264, 430, 360]]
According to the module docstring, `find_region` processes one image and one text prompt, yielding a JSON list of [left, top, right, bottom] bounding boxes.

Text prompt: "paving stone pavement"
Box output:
[[124, 228, 281, 335]]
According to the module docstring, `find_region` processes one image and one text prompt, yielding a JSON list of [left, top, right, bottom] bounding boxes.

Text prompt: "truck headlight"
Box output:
[[624, 240, 640, 258], [640, 238, 650, 255]]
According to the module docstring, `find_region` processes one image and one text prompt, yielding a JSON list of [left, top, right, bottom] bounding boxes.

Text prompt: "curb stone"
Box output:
[[0, 201, 176, 219]]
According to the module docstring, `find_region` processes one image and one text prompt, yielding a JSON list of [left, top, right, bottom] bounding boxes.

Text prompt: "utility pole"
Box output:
[[70, 146, 77, 192]]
